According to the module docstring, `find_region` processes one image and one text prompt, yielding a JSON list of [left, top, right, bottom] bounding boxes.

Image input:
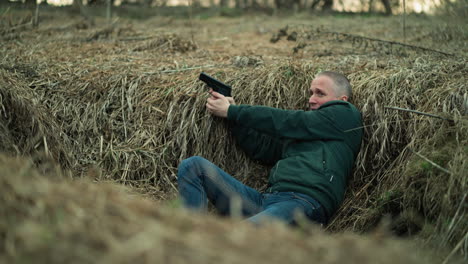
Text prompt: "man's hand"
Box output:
[[206, 90, 233, 118], [226, 97, 236, 105]]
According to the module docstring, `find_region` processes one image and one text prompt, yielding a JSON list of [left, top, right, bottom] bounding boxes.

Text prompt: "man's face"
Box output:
[[308, 75, 348, 110]]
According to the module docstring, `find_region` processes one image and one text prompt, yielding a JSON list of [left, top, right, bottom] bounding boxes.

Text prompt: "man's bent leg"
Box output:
[[177, 156, 262, 216], [247, 192, 326, 226]]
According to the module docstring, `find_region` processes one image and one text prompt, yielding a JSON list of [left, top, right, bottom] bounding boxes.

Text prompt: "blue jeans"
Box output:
[[177, 156, 327, 226]]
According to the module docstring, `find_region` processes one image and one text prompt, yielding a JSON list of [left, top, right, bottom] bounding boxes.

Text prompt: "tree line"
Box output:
[[2, 0, 396, 15]]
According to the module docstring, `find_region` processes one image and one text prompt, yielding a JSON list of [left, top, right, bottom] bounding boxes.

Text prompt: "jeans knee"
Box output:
[[177, 156, 207, 181], [179, 156, 206, 170]]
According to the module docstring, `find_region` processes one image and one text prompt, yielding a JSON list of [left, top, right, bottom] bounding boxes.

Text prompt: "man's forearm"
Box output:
[[227, 104, 344, 140]]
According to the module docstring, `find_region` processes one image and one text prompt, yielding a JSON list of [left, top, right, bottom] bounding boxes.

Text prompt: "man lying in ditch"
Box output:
[[177, 71, 363, 226]]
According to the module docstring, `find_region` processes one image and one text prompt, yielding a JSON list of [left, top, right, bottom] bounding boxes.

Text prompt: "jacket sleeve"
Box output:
[[227, 102, 350, 141], [229, 121, 284, 165]]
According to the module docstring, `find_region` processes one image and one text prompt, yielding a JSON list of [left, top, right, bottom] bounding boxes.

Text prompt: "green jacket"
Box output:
[[227, 100, 363, 220]]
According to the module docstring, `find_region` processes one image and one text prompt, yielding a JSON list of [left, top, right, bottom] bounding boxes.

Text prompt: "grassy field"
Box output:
[[1, 5, 467, 263]]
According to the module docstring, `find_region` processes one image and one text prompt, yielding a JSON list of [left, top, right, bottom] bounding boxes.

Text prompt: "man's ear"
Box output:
[[340, 95, 349, 102]]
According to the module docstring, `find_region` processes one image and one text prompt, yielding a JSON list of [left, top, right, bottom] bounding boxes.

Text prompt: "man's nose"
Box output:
[[309, 95, 316, 104]]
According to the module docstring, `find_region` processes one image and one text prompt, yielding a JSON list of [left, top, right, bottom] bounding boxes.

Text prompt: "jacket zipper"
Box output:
[[323, 148, 333, 182]]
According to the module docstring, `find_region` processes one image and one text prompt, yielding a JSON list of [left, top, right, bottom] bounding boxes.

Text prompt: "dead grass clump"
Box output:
[[133, 33, 197, 53], [232, 55, 264, 67], [429, 24, 468, 43], [0, 11, 33, 36], [271, 25, 460, 57], [86, 24, 139, 42], [0, 154, 449, 264], [0, 69, 73, 170], [0, 63, 38, 80]]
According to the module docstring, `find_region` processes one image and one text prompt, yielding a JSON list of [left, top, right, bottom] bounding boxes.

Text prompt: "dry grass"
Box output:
[[0, 153, 454, 264], [0, 9, 466, 262]]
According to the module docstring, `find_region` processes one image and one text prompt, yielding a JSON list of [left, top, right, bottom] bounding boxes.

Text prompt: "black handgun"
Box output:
[[199, 72, 232, 97]]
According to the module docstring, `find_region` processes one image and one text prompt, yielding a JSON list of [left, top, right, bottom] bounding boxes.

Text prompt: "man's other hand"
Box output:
[[206, 90, 231, 118], [226, 97, 236, 105]]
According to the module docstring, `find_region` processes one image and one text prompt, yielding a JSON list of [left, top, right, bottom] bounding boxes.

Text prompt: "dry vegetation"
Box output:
[[0, 6, 466, 263], [0, 154, 443, 264]]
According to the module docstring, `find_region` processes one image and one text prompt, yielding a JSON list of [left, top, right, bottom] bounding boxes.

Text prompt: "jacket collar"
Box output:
[[318, 100, 350, 110]]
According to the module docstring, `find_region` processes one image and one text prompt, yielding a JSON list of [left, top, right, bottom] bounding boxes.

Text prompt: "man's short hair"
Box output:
[[317, 71, 352, 100]]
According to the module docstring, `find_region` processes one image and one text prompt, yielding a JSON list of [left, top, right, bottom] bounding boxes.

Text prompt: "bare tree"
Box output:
[[381, 0, 392, 15], [73, 0, 82, 8], [24, 0, 36, 7], [73, 0, 95, 26], [369, 0, 393, 15], [275, 0, 301, 9], [322, 0, 333, 10], [310, 0, 333, 11]]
